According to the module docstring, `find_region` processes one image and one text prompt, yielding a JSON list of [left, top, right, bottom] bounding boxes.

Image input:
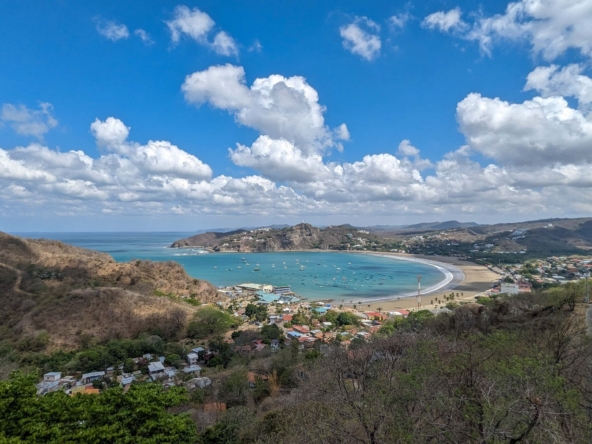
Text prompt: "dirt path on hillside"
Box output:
[[0, 263, 34, 297]]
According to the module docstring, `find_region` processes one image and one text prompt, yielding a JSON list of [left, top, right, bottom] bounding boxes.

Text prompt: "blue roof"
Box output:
[[258, 293, 280, 303]]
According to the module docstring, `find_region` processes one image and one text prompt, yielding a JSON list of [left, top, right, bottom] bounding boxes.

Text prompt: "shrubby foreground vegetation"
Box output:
[[2, 285, 592, 443]]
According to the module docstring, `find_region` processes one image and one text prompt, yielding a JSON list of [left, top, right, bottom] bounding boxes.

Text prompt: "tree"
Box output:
[[0, 372, 197, 443], [261, 324, 281, 341], [186, 307, 238, 339], [336, 312, 358, 326], [245, 303, 268, 322]]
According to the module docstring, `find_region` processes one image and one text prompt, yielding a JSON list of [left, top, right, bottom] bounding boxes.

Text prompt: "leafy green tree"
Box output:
[[186, 308, 238, 339], [219, 369, 250, 407], [0, 372, 197, 443], [245, 304, 268, 322], [261, 324, 281, 341], [336, 312, 358, 326], [123, 358, 135, 374]]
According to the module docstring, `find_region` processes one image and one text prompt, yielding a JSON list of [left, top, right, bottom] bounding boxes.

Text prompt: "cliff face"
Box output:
[[0, 232, 222, 350], [170, 223, 382, 252]]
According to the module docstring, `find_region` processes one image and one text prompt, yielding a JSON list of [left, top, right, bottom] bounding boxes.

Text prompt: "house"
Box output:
[[192, 347, 205, 356], [273, 285, 291, 294], [120, 375, 135, 386], [247, 372, 268, 388], [238, 283, 264, 292], [71, 386, 100, 395], [81, 371, 106, 385], [165, 368, 177, 379], [148, 361, 165, 380], [36, 379, 61, 396], [270, 339, 280, 350], [187, 353, 199, 366], [500, 283, 519, 295], [254, 343, 267, 352], [282, 314, 293, 323], [518, 282, 532, 292], [292, 325, 310, 334], [43, 372, 61, 382], [322, 322, 332, 328], [183, 365, 202, 376], [287, 330, 302, 339], [365, 311, 388, 321]]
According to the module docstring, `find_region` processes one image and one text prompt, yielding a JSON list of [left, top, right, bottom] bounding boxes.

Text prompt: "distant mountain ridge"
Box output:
[[171, 217, 592, 257]]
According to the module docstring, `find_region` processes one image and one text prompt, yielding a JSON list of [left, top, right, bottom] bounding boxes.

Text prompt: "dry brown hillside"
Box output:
[[0, 232, 223, 350]]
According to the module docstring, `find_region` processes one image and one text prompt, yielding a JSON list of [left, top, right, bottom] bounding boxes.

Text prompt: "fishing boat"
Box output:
[[254, 268, 260, 271]]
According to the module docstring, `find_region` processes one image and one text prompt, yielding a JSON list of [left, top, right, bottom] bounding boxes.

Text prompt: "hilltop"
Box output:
[[0, 232, 221, 350], [170, 223, 398, 252]]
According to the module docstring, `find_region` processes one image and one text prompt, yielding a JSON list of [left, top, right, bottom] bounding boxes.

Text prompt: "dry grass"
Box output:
[[0, 231, 224, 350]]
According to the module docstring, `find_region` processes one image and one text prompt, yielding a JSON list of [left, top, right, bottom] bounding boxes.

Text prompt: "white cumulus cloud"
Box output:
[[425, 0, 592, 60], [96, 20, 129, 41], [339, 17, 381, 61], [525, 64, 592, 110], [134, 29, 154, 45], [1, 102, 58, 139], [422, 8, 466, 33], [182, 64, 336, 155], [166, 5, 238, 56]]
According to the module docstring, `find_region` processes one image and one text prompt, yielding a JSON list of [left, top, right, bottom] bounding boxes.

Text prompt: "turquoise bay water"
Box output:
[[18, 232, 450, 302]]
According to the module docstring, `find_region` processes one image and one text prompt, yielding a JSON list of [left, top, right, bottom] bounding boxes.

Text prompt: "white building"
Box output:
[[148, 361, 165, 380], [500, 283, 519, 295], [81, 371, 105, 384], [187, 353, 199, 366]]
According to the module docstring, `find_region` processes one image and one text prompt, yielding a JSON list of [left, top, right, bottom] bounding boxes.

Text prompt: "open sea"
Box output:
[[17, 232, 461, 302]]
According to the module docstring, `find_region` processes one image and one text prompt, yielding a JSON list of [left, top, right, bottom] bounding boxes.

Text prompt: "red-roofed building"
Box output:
[[365, 311, 388, 321], [282, 314, 293, 322], [292, 325, 310, 334], [394, 309, 409, 317]]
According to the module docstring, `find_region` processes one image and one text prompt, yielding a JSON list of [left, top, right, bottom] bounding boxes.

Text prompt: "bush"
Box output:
[[186, 308, 238, 340]]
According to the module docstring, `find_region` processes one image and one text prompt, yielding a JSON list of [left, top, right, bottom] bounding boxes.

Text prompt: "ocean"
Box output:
[[17, 232, 459, 302]]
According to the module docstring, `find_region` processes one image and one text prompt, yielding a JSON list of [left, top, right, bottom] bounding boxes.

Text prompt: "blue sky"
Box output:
[[1, 0, 592, 231]]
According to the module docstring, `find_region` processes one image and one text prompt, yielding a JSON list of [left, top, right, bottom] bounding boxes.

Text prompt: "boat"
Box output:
[[254, 268, 260, 271]]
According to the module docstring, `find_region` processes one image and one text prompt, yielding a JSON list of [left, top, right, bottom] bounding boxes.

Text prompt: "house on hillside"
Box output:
[[148, 362, 165, 380], [187, 353, 199, 366], [81, 371, 105, 385], [183, 365, 202, 376]]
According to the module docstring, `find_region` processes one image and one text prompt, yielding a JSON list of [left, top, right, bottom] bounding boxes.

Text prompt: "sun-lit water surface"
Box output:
[[19, 232, 449, 301]]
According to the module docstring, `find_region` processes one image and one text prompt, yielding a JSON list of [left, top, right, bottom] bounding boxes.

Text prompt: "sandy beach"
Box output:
[[352, 253, 501, 312]]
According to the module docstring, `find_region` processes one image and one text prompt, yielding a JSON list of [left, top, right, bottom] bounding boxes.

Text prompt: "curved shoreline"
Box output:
[[340, 253, 465, 304], [168, 248, 466, 303]]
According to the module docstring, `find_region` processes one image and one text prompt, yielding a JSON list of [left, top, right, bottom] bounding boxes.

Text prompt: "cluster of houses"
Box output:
[[486, 256, 592, 294], [36, 349, 212, 396]]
